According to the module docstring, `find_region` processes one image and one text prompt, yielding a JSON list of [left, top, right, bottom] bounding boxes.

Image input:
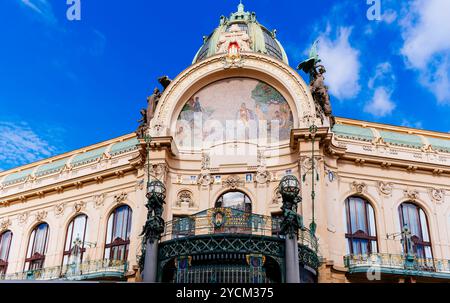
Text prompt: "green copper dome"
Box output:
[[192, 2, 289, 65]]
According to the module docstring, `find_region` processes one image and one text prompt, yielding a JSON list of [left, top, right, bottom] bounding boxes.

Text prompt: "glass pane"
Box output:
[[368, 204, 376, 237], [33, 224, 48, 255], [371, 240, 377, 253], [0, 231, 12, 261], [217, 191, 252, 212], [65, 222, 74, 251], [106, 213, 113, 244], [26, 230, 35, 258], [419, 209, 430, 242]]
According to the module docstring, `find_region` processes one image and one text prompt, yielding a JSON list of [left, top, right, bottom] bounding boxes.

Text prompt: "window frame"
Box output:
[[0, 230, 13, 275], [345, 196, 378, 255], [398, 202, 433, 260], [24, 223, 49, 271], [62, 214, 88, 266], [104, 205, 132, 262]]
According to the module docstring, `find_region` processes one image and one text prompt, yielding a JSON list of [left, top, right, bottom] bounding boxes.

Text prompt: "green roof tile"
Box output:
[[1, 168, 34, 186], [332, 124, 374, 142], [35, 158, 68, 177], [427, 137, 450, 153], [379, 130, 423, 149], [109, 138, 139, 156], [70, 146, 107, 167]]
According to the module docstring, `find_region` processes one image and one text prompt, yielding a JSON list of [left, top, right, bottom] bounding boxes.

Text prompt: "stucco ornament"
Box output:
[[429, 188, 444, 204], [222, 175, 244, 189], [404, 189, 420, 201], [18, 212, 29, 225], [201, 153, 211, 170], [149, 163, 169, 183], [176, 190, 194, 208], [74, 201, 86, 213], [351, 181, 367, 194], [114, 192, 128, 204], [0, 218, 11, 232], [93, 193, 106, 208], [378, 181, 393, 196], [197, 172, 214, 187], [272, 188, 282, 205], [255, 150, 270, 184], [35, 210, 47, 222], [54, 203, 65, 216]]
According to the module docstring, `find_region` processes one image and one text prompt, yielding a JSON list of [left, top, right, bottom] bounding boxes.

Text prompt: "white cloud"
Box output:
[[316, 27, 361, 99], [400, 0, 450, 103], [365, 62, 397, 117], [0, 122, 56, 170], [382, 9, 397, 25], [17, 0, 56, 24], [364, 87, 396, 117]]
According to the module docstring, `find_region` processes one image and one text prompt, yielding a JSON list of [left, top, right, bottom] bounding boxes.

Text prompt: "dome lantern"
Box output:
[[192, 3, 289, 65]]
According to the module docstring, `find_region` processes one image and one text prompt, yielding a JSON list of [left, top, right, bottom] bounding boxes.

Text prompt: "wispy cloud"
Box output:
[[0, 121, 58, 170], [316, 26, 361, 100], [17, 0, 57, 24], [399, 0, 450, 104], [364, 62, 396, 117]]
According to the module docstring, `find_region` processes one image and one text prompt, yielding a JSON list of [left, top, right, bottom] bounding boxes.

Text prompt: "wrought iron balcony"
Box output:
[[0, 259, 128, 281], [344, 253, 450, 279], [162, 207, 319, 253]]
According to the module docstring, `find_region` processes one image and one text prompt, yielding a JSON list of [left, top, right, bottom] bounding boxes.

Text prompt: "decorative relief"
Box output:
[[404, 189, 420, 201], [0, 218, 11, 232], [176, 190, 194, 208], [429, 188, 444, 204], [351, 181, 367, 194], [54, 203, 65, 216], [222, 175, 244, 189], [377, 181, 393, 196], [255, 150, 270, 185], [93, 193, 106, 208], [113, 192, 128, 204], [74, 201, 86, 213], [135, 179, 144, 191], [35, 210, 47, 222], [18, 212, 29, 225], [197, 172, 214, 187], [148, 163, 169, 182], [271, 188, 282, 205]]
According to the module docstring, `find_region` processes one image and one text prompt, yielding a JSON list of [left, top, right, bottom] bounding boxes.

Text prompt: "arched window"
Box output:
[[345, 196, 377, 255], [104, 205, 132, 261], [63, 214, 88, 266], [25, 223, 49, 270], [215, 191, 252, 213], [399, 202, 432, 259], [0, 231, 12, 275]]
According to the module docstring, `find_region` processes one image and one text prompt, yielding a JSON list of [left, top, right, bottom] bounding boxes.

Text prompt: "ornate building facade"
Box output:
[[0, 4, 449, 283]]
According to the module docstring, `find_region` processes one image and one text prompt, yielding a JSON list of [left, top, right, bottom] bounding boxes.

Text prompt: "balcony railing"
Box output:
[[344, 253, 450, 278], [162, 207, 319, 253], [0, 259, 128, 281]]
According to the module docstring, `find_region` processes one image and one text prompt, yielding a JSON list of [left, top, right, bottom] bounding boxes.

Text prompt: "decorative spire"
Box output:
[[237, 1, 244, 13]]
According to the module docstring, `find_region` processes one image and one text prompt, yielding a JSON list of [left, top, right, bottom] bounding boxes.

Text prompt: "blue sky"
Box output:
[[0, 0, 449, 171]]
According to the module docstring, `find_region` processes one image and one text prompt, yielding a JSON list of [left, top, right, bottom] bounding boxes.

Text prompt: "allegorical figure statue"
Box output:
[[136, 108, 148, 139], [146, 87, 161, 125], [310, 65, 332, 116], [297, 40, 334, 123]]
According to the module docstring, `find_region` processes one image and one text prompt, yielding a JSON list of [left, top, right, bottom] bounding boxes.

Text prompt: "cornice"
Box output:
[[0, 162, 138, 208]]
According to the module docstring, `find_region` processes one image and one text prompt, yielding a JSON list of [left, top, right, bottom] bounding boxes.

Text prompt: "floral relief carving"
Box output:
[[351, 181, 367, 194], [93, 193, 106, 208], [54, 203, 65, 216], [114, 192, 128, 204], [74, 201, 86, 213], [0, 218, 11, 232], [35, 210, 47, 222], [222, 175, 244, 189], [176, 190, 194, 208], [378, 181, 393, 196], [429, 188, 444, 204], [18, 212, 29, 225], [404, 189, 420, 201], [197, 172, 214, 187]]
